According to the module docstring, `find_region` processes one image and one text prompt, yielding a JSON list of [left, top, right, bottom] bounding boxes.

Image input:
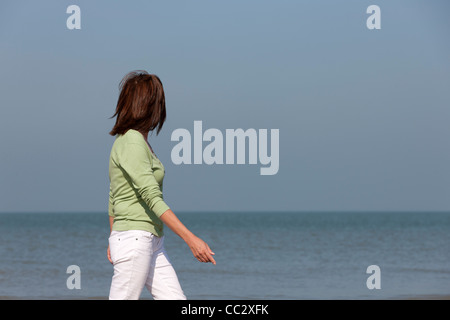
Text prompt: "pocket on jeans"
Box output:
[[109, 230, 154, 264], [140, 231, 155, 241], [108, 232, 121, 264], [108, 231, 120, 242], [109, 231, 133, 264]]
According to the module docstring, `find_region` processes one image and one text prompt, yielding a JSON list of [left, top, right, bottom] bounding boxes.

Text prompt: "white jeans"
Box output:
[[108, 230, 186, 300]]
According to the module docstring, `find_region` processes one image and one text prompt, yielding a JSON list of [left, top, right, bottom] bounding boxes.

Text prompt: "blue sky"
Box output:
[[0, 0, 449, 213]]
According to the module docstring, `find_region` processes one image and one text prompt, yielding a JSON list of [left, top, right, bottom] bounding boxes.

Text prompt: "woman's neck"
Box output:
[[137, 130, 155, 154], [140, 131, 149, 141]]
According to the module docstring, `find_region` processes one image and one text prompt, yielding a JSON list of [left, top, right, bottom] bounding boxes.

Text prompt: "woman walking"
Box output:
[[107, 70, 215, 300]]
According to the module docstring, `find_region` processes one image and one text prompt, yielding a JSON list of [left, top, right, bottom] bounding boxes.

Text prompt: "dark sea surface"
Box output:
[[0, 211, 449, 299]]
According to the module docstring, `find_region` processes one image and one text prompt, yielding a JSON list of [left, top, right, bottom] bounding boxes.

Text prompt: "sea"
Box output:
[[0, 211, 449, 300]]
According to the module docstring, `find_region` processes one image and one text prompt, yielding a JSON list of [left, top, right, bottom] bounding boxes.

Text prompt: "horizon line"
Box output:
[[1, 209, 449, 215]]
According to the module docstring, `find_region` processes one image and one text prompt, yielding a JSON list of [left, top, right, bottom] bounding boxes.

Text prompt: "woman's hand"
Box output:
[[159, 209, 216, 265], [186, 234, 216, 265]]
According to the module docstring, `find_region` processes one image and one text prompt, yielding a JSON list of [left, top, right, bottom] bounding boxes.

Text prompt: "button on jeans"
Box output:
[[108, 230, 186, 300]]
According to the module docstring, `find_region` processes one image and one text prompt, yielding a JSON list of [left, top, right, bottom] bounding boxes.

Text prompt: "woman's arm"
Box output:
[[160, 209, 216, 265], [107, 216, 114, 264], [109, 216, 114, 232]]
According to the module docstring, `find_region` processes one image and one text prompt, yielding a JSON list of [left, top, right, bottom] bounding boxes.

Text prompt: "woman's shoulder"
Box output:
[[115, 129, 146, 146], [112, 130, 151, 159]]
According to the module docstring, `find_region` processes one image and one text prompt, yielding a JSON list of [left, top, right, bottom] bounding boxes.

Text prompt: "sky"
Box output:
[[0, 0, 449, 213]]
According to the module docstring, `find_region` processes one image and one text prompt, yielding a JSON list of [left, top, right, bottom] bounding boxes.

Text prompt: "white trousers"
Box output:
[[108, 230, 186, 300]]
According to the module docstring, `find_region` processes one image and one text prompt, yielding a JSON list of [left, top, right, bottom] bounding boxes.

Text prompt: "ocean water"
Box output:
[[0, 211, 449, 300]]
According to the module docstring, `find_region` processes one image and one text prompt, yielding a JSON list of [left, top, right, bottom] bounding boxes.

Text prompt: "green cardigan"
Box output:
[[108, 129, 170, 237]]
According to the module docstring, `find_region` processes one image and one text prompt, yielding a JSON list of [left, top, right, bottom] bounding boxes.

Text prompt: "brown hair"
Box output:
[[109, 70, 166, 136]]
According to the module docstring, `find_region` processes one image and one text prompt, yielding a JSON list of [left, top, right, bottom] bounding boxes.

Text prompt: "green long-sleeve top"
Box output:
[[108, 129, 170, 237]]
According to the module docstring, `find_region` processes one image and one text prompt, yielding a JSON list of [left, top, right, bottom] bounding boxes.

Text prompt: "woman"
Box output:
[[107, 70, 215, 300]]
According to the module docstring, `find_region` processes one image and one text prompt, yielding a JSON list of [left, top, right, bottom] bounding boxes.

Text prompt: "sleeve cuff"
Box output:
[[152, 200, 170, 218]]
